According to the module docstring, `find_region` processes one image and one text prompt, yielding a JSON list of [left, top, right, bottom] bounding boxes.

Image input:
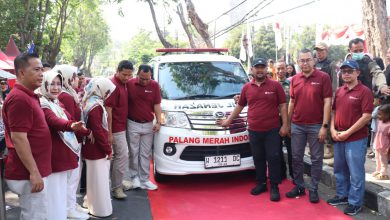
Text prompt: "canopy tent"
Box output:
[[0, 60, 13, 70], [0, 69, 16, 79], [0, 50, 13, 67], [5, 37, 20, 59]]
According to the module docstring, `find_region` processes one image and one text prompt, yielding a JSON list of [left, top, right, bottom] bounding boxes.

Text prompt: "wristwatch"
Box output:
[[322, 124, 329, 128]]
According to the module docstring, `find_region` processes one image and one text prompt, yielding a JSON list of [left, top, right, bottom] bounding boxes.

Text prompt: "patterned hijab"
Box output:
[[40, 70, 80, 155], [82, 77, 116, 131], [52, 64, 79, 104]]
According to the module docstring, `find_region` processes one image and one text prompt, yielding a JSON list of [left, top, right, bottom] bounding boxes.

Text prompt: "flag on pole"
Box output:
[[27, 41, 35, 54], [246, 24, 253, 59], [274, 22, 283, 49], [239, 29, 247, 62]]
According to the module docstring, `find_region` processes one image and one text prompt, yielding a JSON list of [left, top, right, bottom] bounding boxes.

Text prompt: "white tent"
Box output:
[[0, 69, 15, 79]]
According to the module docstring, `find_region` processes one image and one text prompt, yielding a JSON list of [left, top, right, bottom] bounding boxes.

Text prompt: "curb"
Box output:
[[302, 154, 390, 217]]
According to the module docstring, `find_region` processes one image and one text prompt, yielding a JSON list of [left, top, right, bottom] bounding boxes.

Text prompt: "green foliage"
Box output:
[[223, 25, 243, 59], [121, 30, 163, 67], [290, 25, 316, 61], [252, 25, 276, 60], [328, 45, 348, 63], [55, 0, 109, 75]]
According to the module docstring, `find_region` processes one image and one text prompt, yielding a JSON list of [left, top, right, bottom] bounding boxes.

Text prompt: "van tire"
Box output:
[[153, 160, 167, 182]]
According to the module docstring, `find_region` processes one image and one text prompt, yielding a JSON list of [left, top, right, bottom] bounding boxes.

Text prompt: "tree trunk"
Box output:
[[145, 0, 173, 48], [362, 0, 390, 63], [36, 0, 50, 56], [185, 0, 213, 48], [177, 3, 196, 48]]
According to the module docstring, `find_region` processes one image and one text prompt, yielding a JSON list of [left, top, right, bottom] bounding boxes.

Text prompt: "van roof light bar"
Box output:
[[156, 48, 229, 55]]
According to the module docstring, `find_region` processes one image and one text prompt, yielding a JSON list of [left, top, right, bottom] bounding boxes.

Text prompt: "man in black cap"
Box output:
[[218, 58, 288, 202], [327, 59, 373, 216]]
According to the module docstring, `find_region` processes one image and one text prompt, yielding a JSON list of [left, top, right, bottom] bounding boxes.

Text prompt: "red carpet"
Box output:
[[148, 171, 352, 220]]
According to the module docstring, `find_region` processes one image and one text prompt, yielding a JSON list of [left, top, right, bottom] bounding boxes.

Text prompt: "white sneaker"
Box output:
[[122, 180, 134, 191], [76, 204, 89, 214], [132, 177, 141, 189], [67, 209, 90, 219], [112, 187, 127, 199], [140, 181, 158, 190]]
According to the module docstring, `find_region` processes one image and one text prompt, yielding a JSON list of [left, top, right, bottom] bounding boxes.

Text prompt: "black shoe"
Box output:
[[309, 190, 319, 203], [250, 183, 267, 195], [286, 186, 305, 198], [327, 196, 348, 206], [270, 185, 280, 202], [343, 204, 362, 216]]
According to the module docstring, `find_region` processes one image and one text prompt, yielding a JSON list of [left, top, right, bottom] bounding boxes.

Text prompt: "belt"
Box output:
[[129, 118, 152, 124]]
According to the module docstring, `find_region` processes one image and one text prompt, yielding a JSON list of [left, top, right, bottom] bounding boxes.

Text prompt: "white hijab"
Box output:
[[82, 77, 116, 131], [40, 70, 80, 155], [52, 64, 79, 104]]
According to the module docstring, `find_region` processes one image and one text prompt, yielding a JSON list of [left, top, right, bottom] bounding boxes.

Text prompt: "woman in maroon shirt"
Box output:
[[52, 64, 91, 218], [39, 70, 91, 220], [82, 77, 115, 217]]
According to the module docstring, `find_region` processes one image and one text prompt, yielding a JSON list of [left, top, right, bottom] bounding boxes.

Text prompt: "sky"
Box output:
[[101, 0, 390, 47]]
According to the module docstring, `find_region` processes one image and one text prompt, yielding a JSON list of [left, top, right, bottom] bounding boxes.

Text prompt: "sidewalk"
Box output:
[[301, 148, 390, 218]]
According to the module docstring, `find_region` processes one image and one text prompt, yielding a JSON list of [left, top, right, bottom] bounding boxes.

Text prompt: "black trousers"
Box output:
[[248, 128, 281, 185]]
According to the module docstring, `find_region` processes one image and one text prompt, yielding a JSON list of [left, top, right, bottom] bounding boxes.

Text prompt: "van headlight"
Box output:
[[161, 111, 191, 128]]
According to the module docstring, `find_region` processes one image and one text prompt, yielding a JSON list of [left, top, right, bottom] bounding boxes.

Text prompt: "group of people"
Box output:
[[2, 53, 162, 220], [220, 37, 390, 216]]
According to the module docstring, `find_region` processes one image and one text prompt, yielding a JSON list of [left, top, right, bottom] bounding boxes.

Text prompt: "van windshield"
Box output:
[[158, 61, 248, 100]]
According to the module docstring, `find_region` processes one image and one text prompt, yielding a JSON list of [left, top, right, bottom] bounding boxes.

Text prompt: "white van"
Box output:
[[150, 48, 254, 181]]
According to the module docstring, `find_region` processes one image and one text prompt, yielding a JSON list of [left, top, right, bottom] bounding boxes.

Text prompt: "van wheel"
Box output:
[[153, 160, 166, 183]]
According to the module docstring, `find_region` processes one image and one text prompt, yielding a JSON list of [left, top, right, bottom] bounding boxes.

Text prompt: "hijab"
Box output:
[[52, 64, 79, 104], [82, 77, 116, 131]]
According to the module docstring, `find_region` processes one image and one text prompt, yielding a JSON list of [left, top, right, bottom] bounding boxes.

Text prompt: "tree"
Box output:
[[177, 3, 195, 48], [60, 0, 109, 76], [185, 0, 212, 48], [290, 25, 315, 62], [121, 30, 163, 67], [252, 25, 276, 61], [223, 26, 243, 59], [362, 0, 390, 62]]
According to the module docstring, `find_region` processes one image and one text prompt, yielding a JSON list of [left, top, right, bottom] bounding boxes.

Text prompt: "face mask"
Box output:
[[352, 52, 364, 61]]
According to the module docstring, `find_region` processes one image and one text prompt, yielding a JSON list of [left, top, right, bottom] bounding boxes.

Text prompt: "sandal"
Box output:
[[371, 171, 380, 177], [375, 174, 390, 180]]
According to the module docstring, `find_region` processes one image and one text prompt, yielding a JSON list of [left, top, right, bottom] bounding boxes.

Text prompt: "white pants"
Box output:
[[111, 131, 129, 189], [6, 178, 49, 220], [47, 171, 67, 220], [67, 158, 81, 212], [127, 120, 154, 182], [86, 158, 112, 217]]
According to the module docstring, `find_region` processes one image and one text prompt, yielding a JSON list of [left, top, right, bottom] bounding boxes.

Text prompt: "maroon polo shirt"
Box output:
[[58, 92, 81, 121], [238, 78, 286, 132], [2, 84, 52, 180], [333, 82, 373, 142], [290, 69, 332, 125], [105, 75, 128, 133], [127, 78, 161, 122], [82, 106, 112, 160], [43, 107, 78, 172]]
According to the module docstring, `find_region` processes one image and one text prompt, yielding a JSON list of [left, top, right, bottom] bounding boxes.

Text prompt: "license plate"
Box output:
[[204, 154, 241, 169]]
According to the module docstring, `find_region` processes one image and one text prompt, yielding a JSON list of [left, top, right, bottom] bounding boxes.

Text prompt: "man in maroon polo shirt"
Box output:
[[218, 58, 288, 202], [286, 48, 332, 203], [127, 64, 162, 191], [105, 60, 134, 199], [2, 53, 52, 219], [327, 60, 373, 216]]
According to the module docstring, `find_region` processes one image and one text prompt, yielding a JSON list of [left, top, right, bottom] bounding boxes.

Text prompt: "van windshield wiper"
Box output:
[[173, 95, 219, 100]]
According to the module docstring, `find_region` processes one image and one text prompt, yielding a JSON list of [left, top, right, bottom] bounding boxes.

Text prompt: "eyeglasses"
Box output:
[[341, 69, 355, 74], [298, 58, 312, 64]]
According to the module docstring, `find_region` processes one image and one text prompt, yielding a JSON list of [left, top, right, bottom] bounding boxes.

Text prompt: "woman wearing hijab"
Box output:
[[82, 77, 115, 217], [52, 64, 90, 218], [40, 70, 91, 220]]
